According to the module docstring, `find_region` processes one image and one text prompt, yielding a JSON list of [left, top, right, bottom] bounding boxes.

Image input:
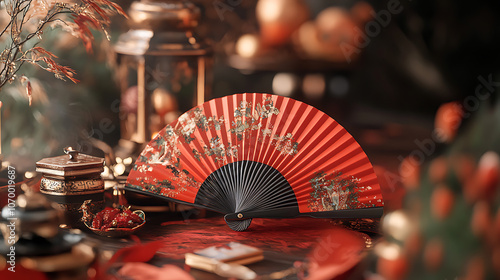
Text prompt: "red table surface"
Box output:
[[82, 208, 379, 280], [0, 176, 382, 280]]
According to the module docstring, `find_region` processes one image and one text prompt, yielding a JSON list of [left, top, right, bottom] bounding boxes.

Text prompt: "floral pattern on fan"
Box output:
[[308, 171, 369, 212], [228, 98, 279, 139], [231, 98, 299, 156], [142, 96, 300, 166], [131, 95, 301, 200]]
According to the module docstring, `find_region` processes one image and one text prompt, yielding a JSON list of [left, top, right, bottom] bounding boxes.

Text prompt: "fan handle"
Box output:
[[224, 207, 384, 221]]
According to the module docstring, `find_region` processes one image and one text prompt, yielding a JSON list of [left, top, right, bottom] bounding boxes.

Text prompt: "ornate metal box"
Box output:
[[35, 147, 104, 227]]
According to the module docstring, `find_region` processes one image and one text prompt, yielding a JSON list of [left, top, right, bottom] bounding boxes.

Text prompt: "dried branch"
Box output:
[[0, 0, 127, 99]]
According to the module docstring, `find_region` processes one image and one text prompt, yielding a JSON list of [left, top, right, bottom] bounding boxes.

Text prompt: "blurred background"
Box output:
[[1, 0, 499, 172], [0, 0, 498, 168]]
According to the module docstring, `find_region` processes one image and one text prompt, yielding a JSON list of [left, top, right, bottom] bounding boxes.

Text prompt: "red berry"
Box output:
[[404, 232, 422, 257], [434, 101, 463, 143], [463, 256, 485, 280], [423, 238, 444, 271], [475, 151, 500, 199], [431, 185, 455, 220], [470, 201, 491, 238], [429, 157, 448, 184], [399, 156, 420, 190], [377, 256, 408, 280]]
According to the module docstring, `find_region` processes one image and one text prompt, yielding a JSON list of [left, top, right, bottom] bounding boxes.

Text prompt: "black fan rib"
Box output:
[[195, 161, 299, 216]]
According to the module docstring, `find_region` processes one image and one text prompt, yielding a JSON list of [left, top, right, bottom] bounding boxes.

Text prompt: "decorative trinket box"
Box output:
[[36, 147, 105, 227]]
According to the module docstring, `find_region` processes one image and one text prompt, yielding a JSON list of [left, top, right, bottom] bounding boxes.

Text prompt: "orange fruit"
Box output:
[[423, 238, 444, 271], [399, 156, 421, 190], [462, 256, 485, 280], [377, 256, 408, 280], [470, 201, 491, 237], [404, 231, 423, 257], [434, 101, 464, 143], [431, 185, 455, 220], [428, 157, 448, 184], [475, 151, 500, 199]]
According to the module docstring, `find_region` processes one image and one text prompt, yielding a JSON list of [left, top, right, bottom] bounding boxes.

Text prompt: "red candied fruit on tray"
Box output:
[[92, 207, 143, 230]]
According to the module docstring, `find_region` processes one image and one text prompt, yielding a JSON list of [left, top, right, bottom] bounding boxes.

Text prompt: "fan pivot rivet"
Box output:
[[237, 213, 243, 219]]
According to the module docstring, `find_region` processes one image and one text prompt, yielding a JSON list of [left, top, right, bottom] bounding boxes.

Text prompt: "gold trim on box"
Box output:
[[36, 167, 104, 177], [40, 178, 104, 196]]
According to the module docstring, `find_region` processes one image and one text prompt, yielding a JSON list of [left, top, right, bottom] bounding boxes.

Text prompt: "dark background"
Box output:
[[1, 0, 499, 172]]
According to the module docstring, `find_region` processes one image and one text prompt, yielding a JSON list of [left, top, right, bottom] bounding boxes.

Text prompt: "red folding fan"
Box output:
[[126, 93, 384, 231]]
